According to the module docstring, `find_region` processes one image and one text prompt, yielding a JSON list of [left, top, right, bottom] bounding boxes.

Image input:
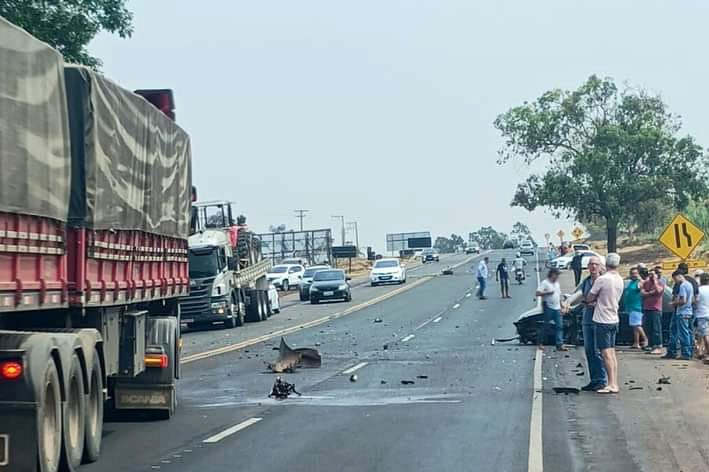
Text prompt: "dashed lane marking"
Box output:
[[342, 362, 368, 375], [401, 334, 415, 343], [203, 417, 262, 444]]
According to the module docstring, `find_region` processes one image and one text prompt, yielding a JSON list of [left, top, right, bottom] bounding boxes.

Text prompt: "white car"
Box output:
[[465, 242, 480, 254], [370, 258, 406, 286], [520, 240, 535, 256], [267, 284, 280, 314], [549, 250, 604, 270], [266, 264, 304, 291]]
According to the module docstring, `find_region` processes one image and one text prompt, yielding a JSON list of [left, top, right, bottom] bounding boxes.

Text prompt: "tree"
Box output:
[[469, 226, 508, 250], [434, 234, 465, 253], [494, 75, 708, 252], [1, 0, 134, 68], [510, 221, 535, 245]]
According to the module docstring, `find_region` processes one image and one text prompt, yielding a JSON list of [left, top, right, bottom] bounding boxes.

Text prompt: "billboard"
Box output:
[[386, 232, 432, 251], [259, 228, 332, 265]]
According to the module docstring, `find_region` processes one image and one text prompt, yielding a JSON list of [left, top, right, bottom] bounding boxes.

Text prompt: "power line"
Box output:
[[294, 209, 309, 231]]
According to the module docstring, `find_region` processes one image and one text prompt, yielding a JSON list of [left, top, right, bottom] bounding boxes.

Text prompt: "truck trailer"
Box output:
[[0, 17, 191, 472]]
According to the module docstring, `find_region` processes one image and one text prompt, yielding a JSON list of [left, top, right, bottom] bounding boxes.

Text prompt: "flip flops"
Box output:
[[596, 387, 619, 394]]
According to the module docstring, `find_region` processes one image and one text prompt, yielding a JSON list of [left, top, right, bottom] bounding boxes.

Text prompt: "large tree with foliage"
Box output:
[[495, 75, 708, 252], [469, 226, 508, 250], [1, 0, 133, 68], [434, 234, 464, 253], [510, 221, 535, 245]]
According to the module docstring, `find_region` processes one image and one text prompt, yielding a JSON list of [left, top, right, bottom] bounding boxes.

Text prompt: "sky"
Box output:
[[90, 0, 709, 252]]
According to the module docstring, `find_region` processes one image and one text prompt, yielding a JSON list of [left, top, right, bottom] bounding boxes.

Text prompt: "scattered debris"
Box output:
[[495, 336, 519, 343], [349, 374, 358, 382], [268, 377, 301, 399], [552, 387, 580, 395], [629, 386, 643, 391], [373, 318, 383, 323], [628, 380, 635, 384], [416, 375, 428, 379], [576, 363, 583, 368], [267, 337, 322, 373], [656, 386, 663, 391], [575, 372, 584, 376], [441, 267, 454, 275], [401, 380, 415, 385], [383, 343, 389, 350], [658, 376, 671, 385], [380, 380, 387, 385], [491, 338, 495, 346]]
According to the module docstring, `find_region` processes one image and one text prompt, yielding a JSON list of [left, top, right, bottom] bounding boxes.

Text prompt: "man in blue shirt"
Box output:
[[665, 270, 694, 360]]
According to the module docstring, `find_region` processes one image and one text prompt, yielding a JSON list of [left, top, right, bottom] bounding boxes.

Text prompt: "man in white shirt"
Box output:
[[695, 273, 709, 361], [476, 257, 489, 300], [536, 268, 565, 351], [512, 252, 527, 281], [587, 252, 624, 394]]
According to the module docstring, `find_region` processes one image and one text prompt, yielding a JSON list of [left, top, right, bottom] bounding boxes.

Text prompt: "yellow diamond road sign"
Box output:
[[572, 227, 584, 240], [658, 214, 705, 260]]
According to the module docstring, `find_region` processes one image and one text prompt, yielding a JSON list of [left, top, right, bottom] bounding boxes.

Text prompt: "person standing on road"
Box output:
[[586, 252, 624, 394], [625, 267, 648, 349], [496, 258, 511, 299], [694, 273, 709, 362], [571, 251, 584, 286], [666, 270, 694, 360], [641, 268, 665, 355], [476, 257, 489, 300], [563, 255, 606, 390], [536, 268, 566, 351]]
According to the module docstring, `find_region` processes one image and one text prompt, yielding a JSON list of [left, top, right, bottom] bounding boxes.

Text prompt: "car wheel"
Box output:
[[299, 290, 307, 301], [282, 279, 289, 291], [311, 297, 319, 305], [345, 293, 352, 302], [371, 282, 378, 287]]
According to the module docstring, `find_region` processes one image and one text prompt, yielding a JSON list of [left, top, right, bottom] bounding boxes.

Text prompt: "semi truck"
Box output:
[[0, 17, 191, 472], [181, 201, 272, 328]]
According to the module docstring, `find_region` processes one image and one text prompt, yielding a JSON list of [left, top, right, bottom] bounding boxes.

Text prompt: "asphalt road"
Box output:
[[83, 250, 552, 472]]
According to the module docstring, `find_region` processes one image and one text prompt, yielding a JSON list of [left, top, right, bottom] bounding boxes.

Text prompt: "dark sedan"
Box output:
[[309, 269, 352, 304]]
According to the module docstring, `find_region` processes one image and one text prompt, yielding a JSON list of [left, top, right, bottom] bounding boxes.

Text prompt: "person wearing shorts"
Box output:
[[587, 253, 624, 394], [624, 267, 647, 349], [695, 273, 709, 362]]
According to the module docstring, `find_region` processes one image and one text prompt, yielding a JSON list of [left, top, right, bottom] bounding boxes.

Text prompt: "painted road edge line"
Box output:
[[342, 362, 368, 375], [203, 417, 262, 444], [401, 334, 415, 343], [432, 316, 442, 323], [183, 253, 481, 365], [528, 351, 543, 472]]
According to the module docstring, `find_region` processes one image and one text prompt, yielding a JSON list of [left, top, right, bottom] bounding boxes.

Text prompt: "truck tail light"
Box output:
[[0, 360, 23, 380], [144, 353, 169, 369], [133, 89, 176, 121]]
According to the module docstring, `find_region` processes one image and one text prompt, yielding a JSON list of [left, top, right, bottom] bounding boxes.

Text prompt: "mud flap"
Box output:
[[0, 402, 37, 471]]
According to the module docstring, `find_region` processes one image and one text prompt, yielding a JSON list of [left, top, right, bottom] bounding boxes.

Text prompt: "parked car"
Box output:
[[267, 284, 280, 314], [503, 240, 515, 249], [413, 249, 424, 259], [266, 264, 305, 291], [572, 243, 590, 252], [370, 258, 406, 286], [421, 248, 440, 263], [548, 251, 603, 270], [299, 264, 331, 301], [310, 269, 352, 304], [520, 240, 535, 256], [281, 257, 307, 266], [466, 242, 480, 254]]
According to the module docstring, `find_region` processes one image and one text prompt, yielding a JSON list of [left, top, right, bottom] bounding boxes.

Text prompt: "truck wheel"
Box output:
[[245, 291, 261, 322], [82, 351, 103, 464], [38, 359, 62, 472], [60, 353, 86, 471]]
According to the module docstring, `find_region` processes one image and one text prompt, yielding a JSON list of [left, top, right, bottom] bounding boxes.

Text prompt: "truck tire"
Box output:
[[82, 351, 103, 464], [38, 359, 62, 472], [59, 353, 86, 471], [245, 291, 262, 323]]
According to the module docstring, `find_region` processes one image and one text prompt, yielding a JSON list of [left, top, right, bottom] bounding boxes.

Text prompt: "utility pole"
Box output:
[[294, 209, 309, 231], [331, 215, 345, 245], [347, 221, 359, 254]]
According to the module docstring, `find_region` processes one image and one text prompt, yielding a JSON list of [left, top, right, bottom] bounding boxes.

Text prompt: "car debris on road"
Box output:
[[268, 337, 322, 373], [268, 377, 301, 399]]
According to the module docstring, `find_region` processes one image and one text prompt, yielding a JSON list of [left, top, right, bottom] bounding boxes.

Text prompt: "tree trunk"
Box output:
[[606, 222, 617, 253]]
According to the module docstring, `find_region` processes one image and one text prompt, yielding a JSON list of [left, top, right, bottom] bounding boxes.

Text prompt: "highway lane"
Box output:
[[181, 253, 474, 358], [85, 249, 545, 472]]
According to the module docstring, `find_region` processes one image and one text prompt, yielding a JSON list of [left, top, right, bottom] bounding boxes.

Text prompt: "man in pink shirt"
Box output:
[[641, 268, 665, 354], [586, 253, 624, 394]]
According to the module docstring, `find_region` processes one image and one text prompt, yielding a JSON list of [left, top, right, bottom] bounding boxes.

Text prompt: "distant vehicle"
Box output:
[[503, 240, 515, 249], [281, 257, 307, 266], [266, 264, 305, 291], [572, 243, 590, 252], [520, 240, 535, 256], [370, 258, 407, 286], [267, 284, 280, 314], [299, 264, 331, 301], [413, 249, 424, 259], [310, 269, 352, 303], [466, 242, 480, 254], [421, 248, 440, 263], [548, 250, 604, 270]]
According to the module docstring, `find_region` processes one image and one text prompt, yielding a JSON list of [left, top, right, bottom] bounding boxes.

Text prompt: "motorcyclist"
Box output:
[[512, 252, 527, 281]]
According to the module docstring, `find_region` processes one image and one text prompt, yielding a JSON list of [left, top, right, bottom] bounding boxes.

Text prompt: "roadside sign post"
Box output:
[[658, 213, 705, 261]]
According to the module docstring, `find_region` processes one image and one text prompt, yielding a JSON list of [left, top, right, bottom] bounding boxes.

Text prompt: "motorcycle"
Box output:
[[515, 267, 525, 285]]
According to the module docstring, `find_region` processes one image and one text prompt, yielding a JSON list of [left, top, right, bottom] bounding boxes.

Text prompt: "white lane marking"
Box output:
[[401, 334, 415, 343], [453, 303, 460, 309], [342, 362, 368, 375], [528, 351, 544, 471], [203, 417, 262, 443], [432, 316, 442, 323], [466, 293, 471, 297]]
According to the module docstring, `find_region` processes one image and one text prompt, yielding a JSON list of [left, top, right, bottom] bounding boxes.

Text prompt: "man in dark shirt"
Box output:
[[571, 251, 584, 286], [496, 258, 511, 299]]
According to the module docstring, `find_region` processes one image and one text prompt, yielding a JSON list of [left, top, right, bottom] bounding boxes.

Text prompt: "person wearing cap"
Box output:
[[536, 268, 566, 351], [586, 252, 624, 394], [666, 270, 694, 360]]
